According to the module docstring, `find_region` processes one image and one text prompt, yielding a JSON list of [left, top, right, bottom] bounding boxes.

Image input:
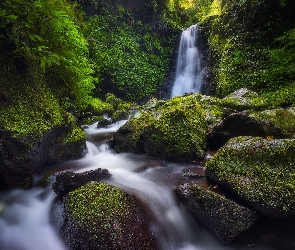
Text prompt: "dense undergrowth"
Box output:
[[85, 4, 177, 101]]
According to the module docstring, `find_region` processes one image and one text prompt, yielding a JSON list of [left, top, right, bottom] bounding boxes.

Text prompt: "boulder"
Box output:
[[206, 136, 295, 218], [248, 107, 295, 136], [176, 182, 258, 244], [113, 94, 223, 161], [207, 112, 285, 149], [52, 168, 111, 197], [221, 88, 268, 111], [53, 181, 155, 250], [0, 126, 86, 190]]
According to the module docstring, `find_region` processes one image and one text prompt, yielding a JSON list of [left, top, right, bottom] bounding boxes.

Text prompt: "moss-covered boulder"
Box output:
[[206, 136, 295, 218], [0, 69, 87, 190], [248, 107, 295, 136], [113, 94, 223, 161], [207, 112, 286, 149], [54, 181, 155, 250], [176, 182, 258, 244], [221, 88, 269, 111]]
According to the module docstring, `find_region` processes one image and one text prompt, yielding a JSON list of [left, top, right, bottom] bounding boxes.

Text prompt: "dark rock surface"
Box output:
[[52, 168, 111, 197], [176, 182, 258, 244], [0, 126, 86, 190], [207, 112, 285, 149]]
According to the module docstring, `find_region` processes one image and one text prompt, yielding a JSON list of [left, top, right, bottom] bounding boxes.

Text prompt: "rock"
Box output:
[[0, 126, 86, 190], [221, 88, 268, 111], [52, 168, 111, 197], [53, 181, 155, 250], [176, 182, 258, 244], [181, 169, 203, 178], [97, 118, 112, 128], [206, 136, 295, 218], [207, 112, 286, 149], [248, 107, 295, 136], [113, 94, 220, 161]]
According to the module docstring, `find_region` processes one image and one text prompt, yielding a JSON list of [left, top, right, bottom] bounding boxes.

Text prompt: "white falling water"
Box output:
[[171, 24, 206, 97]]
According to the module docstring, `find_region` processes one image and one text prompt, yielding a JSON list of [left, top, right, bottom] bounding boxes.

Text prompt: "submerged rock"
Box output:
[[206, 136, 295, 218], [176, 182, 257, 244], [54, 181, 155, 250]]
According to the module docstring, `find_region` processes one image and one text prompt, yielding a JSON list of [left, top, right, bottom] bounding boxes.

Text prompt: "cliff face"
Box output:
[[201, 0, 295, 99]]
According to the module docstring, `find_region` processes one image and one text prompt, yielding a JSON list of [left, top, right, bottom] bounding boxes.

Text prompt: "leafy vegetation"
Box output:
[[85, 4, 177, 101], [0, 0, 95, 109]]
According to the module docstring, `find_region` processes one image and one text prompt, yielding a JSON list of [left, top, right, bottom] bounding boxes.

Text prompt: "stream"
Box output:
[[0, 120, 273, 250]]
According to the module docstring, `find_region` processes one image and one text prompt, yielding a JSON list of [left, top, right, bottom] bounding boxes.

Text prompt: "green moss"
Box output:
[[114, 94, 225, 161], [88, 98, 114, 114], [114, 110, 155, 153], [206, 137, 295, 213], [0, 72, 66, 144], [248, 108, 295, 134], [67, 182, 133, 229], [144, 95, 208, 159], [65, 181, 155, 249], [63, 126, 85, 144]]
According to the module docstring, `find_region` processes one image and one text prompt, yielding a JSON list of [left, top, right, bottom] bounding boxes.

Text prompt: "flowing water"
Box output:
[[0, 121, 274, 250], [171, 24, 206, 97]]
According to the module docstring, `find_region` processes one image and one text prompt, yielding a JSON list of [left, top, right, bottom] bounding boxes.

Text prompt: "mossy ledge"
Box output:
[[54, 181, 155, 250], [0, 68, 86, 190], [205, 136, 295, 218]]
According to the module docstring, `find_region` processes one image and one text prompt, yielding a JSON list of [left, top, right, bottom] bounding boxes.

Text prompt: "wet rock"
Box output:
[[206, 136, 295, 218], [176, 182, 258, 244], [97, 118, 112, 128], [248, 107, 295, 136], [207, 112, 285, 149], [113, 94, 213, 161], [0, 126, 86, 190], [53, 181, 155, 250], [181, 169, 203, 178], [52, 168, 111, 197]]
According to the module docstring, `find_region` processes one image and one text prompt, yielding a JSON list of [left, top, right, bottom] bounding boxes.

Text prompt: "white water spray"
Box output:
[[171, 24, 206, 97]]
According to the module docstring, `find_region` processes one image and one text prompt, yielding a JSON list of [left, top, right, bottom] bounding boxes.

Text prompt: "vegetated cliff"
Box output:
[[165, 0, 295, 104], [82, 0, 179, 102], [0, 0, 94, 189]]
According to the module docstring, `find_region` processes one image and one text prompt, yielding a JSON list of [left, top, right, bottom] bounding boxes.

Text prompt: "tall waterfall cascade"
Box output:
[[171, 24, 206, 97]]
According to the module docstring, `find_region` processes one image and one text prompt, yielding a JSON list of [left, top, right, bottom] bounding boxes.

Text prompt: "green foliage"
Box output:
[[164, 0, 213, 28], [0, 0, 95, 108], [201, 0, 295, 99], [85, 5, 177, 101]]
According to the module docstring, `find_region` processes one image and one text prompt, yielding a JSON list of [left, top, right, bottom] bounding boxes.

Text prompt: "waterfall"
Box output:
[[171, 24, 206, 97]]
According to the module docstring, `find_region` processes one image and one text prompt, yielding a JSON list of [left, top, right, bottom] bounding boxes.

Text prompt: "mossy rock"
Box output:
[[176, 182, 258, 244], [207, 112, 286, 149], [248, 107, 295, 136], [221, 88, 269, 111], [56, 181, 155, 250], [113, 110, 155, 153], [113, 94, 223, 161], [206, 136, 295, 218]]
